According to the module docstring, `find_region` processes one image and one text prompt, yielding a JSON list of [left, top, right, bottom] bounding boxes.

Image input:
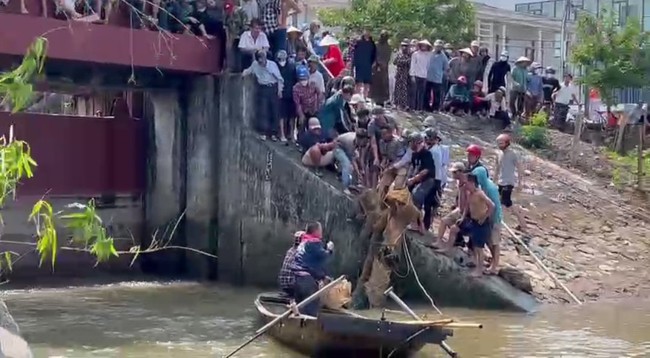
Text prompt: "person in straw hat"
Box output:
[[426, 39, 449, 112], [286, 26, 303, 60], [448, 47, 473, 91], [320, 35, 345, 78], [509, 56, 532, 118], [410, 39, 433, 111]]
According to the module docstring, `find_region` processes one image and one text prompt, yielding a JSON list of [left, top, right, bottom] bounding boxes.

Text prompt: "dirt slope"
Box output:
[[391, 110, 650, 304]]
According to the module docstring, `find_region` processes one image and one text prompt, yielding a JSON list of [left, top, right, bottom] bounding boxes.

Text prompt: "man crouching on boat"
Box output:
[[289, 221, 335, 317], [278, 230, 306, 298]]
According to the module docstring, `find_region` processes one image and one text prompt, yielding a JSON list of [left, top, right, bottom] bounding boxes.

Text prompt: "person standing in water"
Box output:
[[495, 133, 528, 232]]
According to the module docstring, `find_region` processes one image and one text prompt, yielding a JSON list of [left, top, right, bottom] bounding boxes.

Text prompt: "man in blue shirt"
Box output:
[[243, 50, 284, 141], [525, 62, 544, 120], [467, 144, 503, 275], [426, 40, 449, 112], [318, 85, 354, 139], [290, 221, 334, 316]]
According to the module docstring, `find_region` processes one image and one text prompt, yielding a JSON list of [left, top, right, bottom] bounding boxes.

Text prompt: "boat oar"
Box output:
[[384, 286, 459, 358], [224, 275, 346, 358], [502, 222, 582, 305]]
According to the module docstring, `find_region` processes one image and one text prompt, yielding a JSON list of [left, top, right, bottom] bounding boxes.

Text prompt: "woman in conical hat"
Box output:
[[320, 35, 345, 78], [287, 26, 304, 59]]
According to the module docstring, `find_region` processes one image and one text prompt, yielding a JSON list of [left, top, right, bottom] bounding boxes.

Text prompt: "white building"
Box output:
[[474, 2, 575, 69]]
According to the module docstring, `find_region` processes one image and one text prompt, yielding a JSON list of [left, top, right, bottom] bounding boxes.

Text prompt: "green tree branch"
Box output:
[[318, 0, 475, 45]]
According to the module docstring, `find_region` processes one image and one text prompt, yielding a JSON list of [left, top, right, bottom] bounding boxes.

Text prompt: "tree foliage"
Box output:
[[317, 0, 475, 46], [570, 11, 650, 106]]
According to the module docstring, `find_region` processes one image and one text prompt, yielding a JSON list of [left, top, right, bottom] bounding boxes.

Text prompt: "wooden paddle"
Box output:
[[225, 275, 346, 358]]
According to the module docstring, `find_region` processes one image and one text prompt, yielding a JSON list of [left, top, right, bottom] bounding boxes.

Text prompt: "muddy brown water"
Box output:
[[3, 281, 650, 357]]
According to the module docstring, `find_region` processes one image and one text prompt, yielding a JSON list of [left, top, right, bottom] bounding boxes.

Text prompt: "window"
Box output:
[[515, 4, 529, 12], [645, 16, 650, 30], [542, 1, 556, 16], [583, 0, 599, 14], [554, 33, 562, 58], [645, 0, 650, 16], [613, 0, 629, 25], [526, 42, 536, 61]]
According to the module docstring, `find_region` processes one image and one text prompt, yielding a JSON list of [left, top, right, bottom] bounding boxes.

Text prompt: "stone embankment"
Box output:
[[209, 75, 538, 312], [395, 110, 650, 304]]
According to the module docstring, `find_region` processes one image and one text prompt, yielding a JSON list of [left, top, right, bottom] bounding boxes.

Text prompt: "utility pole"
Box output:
[[559, 0, 572, 77]]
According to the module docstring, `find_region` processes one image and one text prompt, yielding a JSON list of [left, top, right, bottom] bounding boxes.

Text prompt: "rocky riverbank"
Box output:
[[392, 110, 650, 304]]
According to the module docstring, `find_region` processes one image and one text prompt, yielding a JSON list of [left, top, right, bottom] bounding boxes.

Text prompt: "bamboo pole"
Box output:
[[225, 275, 346, 358], [502, 223, 582, 305], [384, 287, 459, 358]]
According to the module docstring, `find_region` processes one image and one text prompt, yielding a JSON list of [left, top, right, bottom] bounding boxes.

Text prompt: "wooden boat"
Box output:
[[255, 293, 454, 357]]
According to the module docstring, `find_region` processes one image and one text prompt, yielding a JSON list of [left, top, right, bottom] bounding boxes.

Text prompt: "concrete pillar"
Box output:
[[144, 89, 186, 275], [501, 24, 507, 53], [184, 75, 218, 279], [215, 74, 248, 284], [537, 30, 543, 65]]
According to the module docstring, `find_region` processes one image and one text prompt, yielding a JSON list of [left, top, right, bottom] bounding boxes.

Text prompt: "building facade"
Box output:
[[474, 3, 575, 69], [515, 0, 650, 31]]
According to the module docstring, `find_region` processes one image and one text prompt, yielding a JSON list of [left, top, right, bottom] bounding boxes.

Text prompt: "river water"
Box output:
[[3, 280, 650, 358]]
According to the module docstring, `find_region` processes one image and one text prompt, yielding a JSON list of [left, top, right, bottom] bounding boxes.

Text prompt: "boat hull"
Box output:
[[256, 293, 452, 358]]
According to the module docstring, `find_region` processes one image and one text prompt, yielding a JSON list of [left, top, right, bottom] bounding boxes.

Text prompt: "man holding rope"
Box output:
[[289, 222, 335, 317]]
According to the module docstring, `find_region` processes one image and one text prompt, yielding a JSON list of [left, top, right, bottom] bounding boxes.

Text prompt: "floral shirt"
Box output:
[[226, 7, 249, 39]]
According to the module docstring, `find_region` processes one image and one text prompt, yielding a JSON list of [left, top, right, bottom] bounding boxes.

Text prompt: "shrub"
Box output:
[[530, 111, 549, 128], [606, 149, 650, 189], [518, 125, 549, 149]]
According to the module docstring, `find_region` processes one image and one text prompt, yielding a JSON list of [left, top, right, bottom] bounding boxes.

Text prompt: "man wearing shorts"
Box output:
[[495, 133, 528, 232], [434, 162, 467, 250], [457, 174, 495, 277]]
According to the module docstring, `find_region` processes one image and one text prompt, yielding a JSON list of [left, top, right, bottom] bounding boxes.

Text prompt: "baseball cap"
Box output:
[[449, 162, 466, 173], [307, 117, 321, 130], [349, 94, 364, 105]]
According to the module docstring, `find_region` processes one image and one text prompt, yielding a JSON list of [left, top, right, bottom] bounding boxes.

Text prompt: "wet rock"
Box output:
[[577, 245, 597, 255], [499, 267, 533, 293]]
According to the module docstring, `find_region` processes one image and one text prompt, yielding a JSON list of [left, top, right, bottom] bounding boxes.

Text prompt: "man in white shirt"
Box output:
[[238, 19, 270, 69], [485, 87, 510, 129], [552, 73, 579, 130], [307, 55, 326, 95], [243, 50, 284, 141], [409, 40, 434, 111]]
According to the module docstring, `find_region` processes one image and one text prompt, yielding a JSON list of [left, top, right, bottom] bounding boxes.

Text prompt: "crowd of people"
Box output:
[[274, 128, 531, 316]]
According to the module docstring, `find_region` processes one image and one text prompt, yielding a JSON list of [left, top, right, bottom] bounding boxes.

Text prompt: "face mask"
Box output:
[[499, 56, 507, 61], [299, 80, 308, 86], [278, 60, 286, 66], [546, 73, 555, 78]]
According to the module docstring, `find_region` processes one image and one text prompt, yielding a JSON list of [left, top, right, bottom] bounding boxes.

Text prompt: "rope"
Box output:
[[401, 235, 443, 315]]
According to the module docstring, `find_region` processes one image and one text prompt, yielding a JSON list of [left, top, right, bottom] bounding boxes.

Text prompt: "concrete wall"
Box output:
[[0, 196, 142, 280], [215, 74, 366, 286]]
